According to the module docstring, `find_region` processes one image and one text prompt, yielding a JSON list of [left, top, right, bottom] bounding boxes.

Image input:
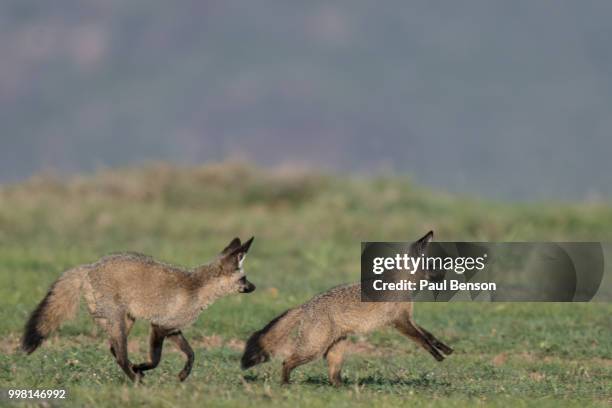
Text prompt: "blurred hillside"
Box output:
[[2, 1, 612, 200], [2, 162, 611, 249]]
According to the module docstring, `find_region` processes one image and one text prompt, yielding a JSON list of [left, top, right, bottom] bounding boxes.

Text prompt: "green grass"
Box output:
[[0, 163, 610, 407]]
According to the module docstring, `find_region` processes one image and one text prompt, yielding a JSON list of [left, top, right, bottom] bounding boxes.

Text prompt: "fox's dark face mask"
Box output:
[[238, 276, 256, 293]]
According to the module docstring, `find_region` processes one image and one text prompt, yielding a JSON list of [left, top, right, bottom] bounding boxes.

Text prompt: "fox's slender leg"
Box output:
[[281, 353, 318, 385], [108, 315, 135, 359], [324, 338, 347, 387], [417, 325, 453, 355], [107, 313, 141, 382], [394, 320, 444, 361], [281, 323, 334, 385], [167, 331, 195, 381], [94, 317, 116, 358], [133, 324, 168, 373]]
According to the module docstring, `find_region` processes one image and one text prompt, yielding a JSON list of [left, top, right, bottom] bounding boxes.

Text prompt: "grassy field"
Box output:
[[0, 163, 610, 407]]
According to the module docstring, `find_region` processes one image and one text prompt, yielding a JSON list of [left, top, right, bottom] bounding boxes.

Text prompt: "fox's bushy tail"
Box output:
[[241, 308, 302, 369], [22, 266, 87, 354]]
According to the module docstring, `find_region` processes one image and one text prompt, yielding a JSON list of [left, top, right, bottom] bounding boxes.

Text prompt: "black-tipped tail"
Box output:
[[241, 310, 288, 370], [21, 290, 52, 354]]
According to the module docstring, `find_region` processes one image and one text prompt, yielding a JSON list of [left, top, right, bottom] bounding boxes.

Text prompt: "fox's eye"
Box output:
[[238, 276, 246, 284]]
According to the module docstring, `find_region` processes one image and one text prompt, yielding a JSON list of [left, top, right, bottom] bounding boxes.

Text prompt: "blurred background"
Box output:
[[1, 0, 611, 200]]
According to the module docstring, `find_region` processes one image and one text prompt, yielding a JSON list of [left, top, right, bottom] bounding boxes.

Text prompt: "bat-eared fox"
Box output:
[[22, 237, 255, 382], [241, 231, 453, 386]]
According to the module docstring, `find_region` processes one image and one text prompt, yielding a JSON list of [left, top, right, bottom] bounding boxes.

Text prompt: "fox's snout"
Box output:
[[240, 279, 256, 293], [426, 269, 446, 283]]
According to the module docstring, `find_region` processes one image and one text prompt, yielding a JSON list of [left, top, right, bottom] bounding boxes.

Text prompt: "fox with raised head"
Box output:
[[241, 231, 452, 386], [22, 237, 256, 382]]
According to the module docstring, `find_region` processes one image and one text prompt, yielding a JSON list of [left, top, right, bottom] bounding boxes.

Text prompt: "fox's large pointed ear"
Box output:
[[221, 236, 254, 268], [414, 230, 434, 253], [220, 237, 241, 256], [240, 236, 254, 254]]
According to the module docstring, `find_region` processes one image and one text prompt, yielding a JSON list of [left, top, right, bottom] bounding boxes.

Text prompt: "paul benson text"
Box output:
[[372, 279, 497, 291]]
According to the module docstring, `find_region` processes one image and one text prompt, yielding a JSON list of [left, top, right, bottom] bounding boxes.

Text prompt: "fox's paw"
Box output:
[[178, 370, 190, 382], [330, 379, 344, 387], [134, 370, 145, 384], [435, 343, 454, 355], [130, 365, 146, 383], [133, 368, 146, 377], [131, 364, 147, 374]]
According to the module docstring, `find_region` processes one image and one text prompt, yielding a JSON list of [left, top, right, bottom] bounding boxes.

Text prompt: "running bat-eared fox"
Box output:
[[241, 231, 453, 386], [22, 237, 255, 382]]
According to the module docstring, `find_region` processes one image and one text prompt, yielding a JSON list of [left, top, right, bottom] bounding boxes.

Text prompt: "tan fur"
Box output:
[[23, 237, 256, 383], [242, 231, 453, 386], [83, 253, 242, 328], [36, 266, 88, 338]]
